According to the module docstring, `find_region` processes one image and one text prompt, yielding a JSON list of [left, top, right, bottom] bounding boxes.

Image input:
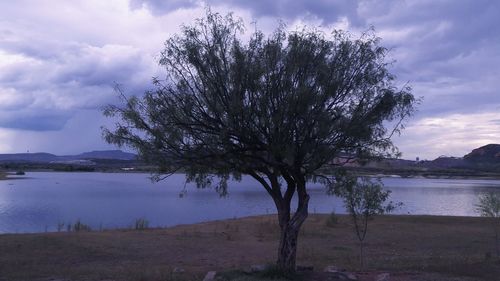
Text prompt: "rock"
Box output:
[[202, 271, 217, 281], [344, 273, 357, 280], [250, 264, 268, 272], [375, 273, 390, 281], [172, 267, 185, 273], [296, 265, 314, 272], [324, 265, 343, 273], [323, 265, 357, 280]]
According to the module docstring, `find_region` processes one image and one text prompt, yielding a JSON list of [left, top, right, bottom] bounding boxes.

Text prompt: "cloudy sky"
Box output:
[[0, 0, 499, 160]]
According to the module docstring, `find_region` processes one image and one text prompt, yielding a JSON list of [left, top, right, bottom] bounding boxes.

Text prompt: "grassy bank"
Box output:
[[0, 214, 499, 281]]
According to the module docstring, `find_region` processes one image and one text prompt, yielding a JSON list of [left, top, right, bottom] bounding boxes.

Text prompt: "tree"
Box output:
[[476, 192, 500, 258], [336, 177, 398, 267], [102, 10, 415, 272]]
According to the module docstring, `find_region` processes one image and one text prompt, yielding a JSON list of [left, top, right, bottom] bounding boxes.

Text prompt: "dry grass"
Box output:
[[0, 214, 499, 281]]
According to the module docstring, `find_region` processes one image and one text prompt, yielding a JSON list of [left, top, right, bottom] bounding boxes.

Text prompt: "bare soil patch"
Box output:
[[0, 215, 498, 280]]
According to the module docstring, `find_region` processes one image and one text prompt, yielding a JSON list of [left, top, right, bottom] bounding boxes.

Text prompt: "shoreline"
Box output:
[[0, 213, 490, 236], [4, 169, 500, 180], [0, 214, 498, 280]]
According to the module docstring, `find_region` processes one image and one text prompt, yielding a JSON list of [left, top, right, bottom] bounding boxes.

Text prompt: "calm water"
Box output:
[[0, 172, 499, 233]]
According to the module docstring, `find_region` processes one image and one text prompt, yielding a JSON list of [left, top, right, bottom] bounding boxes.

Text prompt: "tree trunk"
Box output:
[[277, 223, 300, 271], [359, 241, 364, 268], [276, 192, 310, 273], [496, 223, 499, 258]]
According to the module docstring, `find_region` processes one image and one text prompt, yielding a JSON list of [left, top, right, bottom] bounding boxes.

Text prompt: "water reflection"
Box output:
[[0, 172, 499, 233]]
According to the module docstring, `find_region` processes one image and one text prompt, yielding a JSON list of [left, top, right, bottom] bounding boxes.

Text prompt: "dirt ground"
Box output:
[[0, 214, 499, 281]]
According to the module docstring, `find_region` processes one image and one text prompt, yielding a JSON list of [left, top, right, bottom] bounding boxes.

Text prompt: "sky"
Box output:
[[0, 0, 499, 160]]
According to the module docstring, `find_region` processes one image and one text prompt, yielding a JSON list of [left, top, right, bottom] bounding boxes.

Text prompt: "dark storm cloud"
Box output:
[[0, 40, 148, 88], [130, 0, 363, 25], [0, 42, 155, 130], [211, 0, 363, 25], [50, 45, 146, 87], [0, 40, 82, 61], [129, 0, 199, 15], [0, 110, 70, 131], [354, 0, 500, 118], [375, 1, 500, 69]]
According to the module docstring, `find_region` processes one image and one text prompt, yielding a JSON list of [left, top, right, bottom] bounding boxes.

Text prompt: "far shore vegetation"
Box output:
[[4, 162, 500, 180]]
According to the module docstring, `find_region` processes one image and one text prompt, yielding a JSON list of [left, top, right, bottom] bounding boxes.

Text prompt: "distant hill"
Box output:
[[340, 144, 500, 173], [396, 145, 500, 170], [0, 150, 137, 163], [2, 144, 500, 174], [423, 156, 467, 169], [0, 152, 59, 163], [73, 150, 136, 160], [463, 144, 500, 163]]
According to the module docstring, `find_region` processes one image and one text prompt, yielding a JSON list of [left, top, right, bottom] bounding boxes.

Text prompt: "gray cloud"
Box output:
[[0, 0, 499, 159], [128, 0, 500, 159]]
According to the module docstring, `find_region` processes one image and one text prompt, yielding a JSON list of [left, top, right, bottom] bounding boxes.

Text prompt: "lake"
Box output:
[[0, 172, 499, 233]]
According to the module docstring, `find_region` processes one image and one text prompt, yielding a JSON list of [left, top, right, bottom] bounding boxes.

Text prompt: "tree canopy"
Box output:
[[103, 10, 415, 272]]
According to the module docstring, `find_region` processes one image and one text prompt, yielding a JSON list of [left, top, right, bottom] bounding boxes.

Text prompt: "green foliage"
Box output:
[[338, 177, 397, 227], [102, 10, 415, 193]]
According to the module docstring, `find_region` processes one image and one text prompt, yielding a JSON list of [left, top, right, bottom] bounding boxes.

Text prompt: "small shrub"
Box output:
[[476, 192, 500, 258], [57, 222, 65, 232], [73, 219, 92, 232], [336, 176, 399, 268], [134, 218, 150, 230]]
